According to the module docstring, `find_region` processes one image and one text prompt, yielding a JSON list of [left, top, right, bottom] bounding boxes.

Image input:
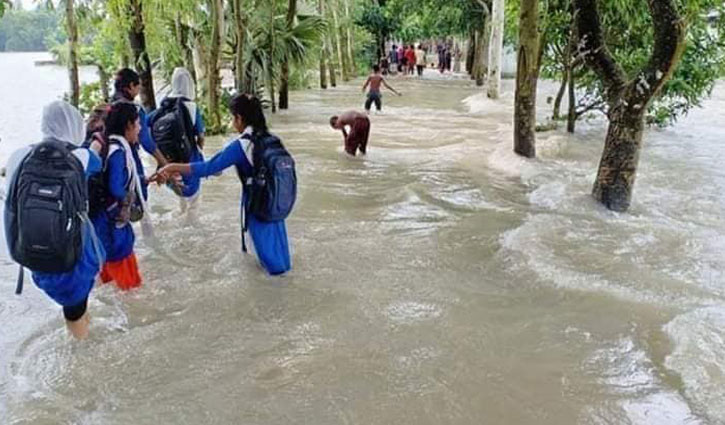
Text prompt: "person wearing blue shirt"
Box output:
[[91, 102, 146, 291], [148, 67, 206, 214], [111, 68, 168, 200], [4, 101, 106, 339], [152, 94, 291, 275]]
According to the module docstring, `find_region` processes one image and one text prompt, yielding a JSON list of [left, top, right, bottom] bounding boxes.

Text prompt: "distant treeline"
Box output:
[[0, 8, 63, 52]]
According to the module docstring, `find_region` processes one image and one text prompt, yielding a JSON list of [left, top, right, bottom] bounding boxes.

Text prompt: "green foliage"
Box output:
[[199, 88, 232, 134], [533, 0, 725, 127], [61, 81, 106, 117], [383, 0, 487, 40], [0, 0, 10, 18], [78, 82, 106, 115], [357, 2, 399, 40], [0, 7, 61, 52], [233, 1, 326, 104]]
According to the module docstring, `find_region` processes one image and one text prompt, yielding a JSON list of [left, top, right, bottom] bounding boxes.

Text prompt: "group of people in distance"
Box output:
[[383, 42, 456, 77], [4, 67, 292, 339]]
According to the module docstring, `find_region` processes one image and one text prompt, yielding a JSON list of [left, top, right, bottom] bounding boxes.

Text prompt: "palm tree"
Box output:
[[232, 0, 325, 110], [331, 3, 349, 81]]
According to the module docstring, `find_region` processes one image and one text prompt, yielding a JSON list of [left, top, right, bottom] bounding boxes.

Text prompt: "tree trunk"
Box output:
[[466, 31, 475, 76], [476, 20, 491, 86], [175, 15, 196, 84], [591, 107, 647, 211], [377, 32, 385, 63], [563, 17, 578, 131], [98, 66, 109, 102], [575, 0, 686, 211], [231, 0, 245, 92], [128, 0, 156, 110], [482, 24, 490, 72], [327, 36, 337, 87], [453, 40, 462, 73], [193, 30, 208, 89], [487, 0, 504, 99], [513, 0, 539, 158], [318, 0, 328, 89], [319, 50, 328, 89], [279, 0, 296, 109], [243, 61, 256, 94], [567, 68, 576, 132], [279, 61, 290, 109], [121, 51, 131, 69], [207, 0, 224, 130], [332, 7, 349, 82], [344, 0, 356, 75], [268, 70, 277, 113], [470, 32, 479, 81], [473, 27, 486, 86], [268, 1, 277, 113], [553, 71, 567, 120], [66, 0, 79, 108]]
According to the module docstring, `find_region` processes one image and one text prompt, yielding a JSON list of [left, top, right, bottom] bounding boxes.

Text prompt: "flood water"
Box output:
[[1, 52, 725, 424]]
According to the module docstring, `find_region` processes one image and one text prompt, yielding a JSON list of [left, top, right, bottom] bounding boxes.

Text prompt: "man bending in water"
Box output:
[[362, 65, 401, 113], [330, 111, 371, 157]]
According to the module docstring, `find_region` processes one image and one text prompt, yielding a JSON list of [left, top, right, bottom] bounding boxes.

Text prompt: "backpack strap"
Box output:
[[15, 266, 24, 295], [79, 211, 104, 265], [241, 192, 248, 253], [105, 140, 132, 186], [175, 97, 197, 148], [238, 133, 255, 253]]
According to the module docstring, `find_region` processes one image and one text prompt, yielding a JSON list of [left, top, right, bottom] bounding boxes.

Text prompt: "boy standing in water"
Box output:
[[330, 111, 371, 157], [362, 65, 401, 113]]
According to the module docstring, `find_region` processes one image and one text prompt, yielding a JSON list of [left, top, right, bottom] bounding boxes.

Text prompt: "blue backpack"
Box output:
[[238, 132, 296, 252]]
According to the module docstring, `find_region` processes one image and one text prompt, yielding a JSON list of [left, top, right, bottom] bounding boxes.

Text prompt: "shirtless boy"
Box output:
[[330, 111, 371, 157], [362, 65, 401, 113]]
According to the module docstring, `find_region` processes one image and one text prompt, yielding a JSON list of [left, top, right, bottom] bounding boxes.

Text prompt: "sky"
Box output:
[[17, 0, 36, 10]]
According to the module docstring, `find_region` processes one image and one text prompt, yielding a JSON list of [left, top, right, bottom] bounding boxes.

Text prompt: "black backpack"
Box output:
[[81, 132, 108, 217], [4, 140, 88, 280], [237, 132, 297, 252], [149, 97, 195, 163]]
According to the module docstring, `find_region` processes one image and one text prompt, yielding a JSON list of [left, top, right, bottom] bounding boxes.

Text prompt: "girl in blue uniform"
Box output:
[[149, 67, 206, 214], [152, 94, 291, 275], [111, 68, 167, 200], [4, 101, 106, 339], [92, 102, 145, 290]]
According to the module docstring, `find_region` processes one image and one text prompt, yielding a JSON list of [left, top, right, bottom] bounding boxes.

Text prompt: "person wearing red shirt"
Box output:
[[405, 45, 416, 75]]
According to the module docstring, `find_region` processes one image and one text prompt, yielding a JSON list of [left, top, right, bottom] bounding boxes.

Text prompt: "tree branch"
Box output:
[[628, 0, 687, 104], [576, 99, 606, 118], [572, 0, 627, 106]]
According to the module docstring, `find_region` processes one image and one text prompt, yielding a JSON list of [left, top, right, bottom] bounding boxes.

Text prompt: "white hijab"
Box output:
[[4, 101, 84, 193], [41, 100, 85, 145], [170, 67, 195, 99]]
